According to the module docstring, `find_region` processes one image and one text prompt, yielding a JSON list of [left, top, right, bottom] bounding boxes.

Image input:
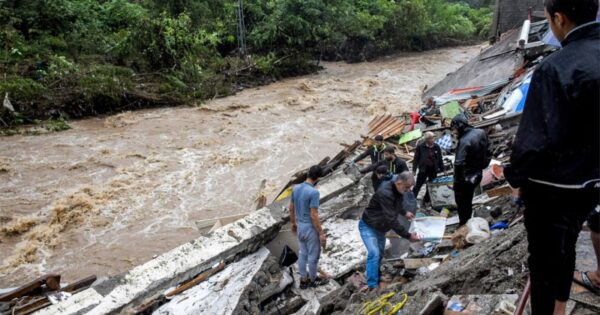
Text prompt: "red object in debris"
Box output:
[[444, 86, 483, 95], [491, 164, 504, 180], [410, 112, 420, 131]]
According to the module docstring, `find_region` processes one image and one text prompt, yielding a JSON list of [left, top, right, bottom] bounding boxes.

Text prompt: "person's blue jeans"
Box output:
[[297, 222, 321, 281], [359, 219, 387, 288]]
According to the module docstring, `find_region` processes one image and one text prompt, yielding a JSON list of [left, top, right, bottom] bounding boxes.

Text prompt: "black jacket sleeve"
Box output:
[[435, 145, 444, 172], [505, 67, 559, 188], [360, 160, 381, 174], [412, 145, 421, 173], [454, 139, 469, 182], [396, 158, 409, 173], [379, 193, 410, 238], [354, 147, 373, 163]]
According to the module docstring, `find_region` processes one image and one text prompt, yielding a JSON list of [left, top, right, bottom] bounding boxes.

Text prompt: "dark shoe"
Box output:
[[310, 276, 330, 288], [299, 278, 311, 290]]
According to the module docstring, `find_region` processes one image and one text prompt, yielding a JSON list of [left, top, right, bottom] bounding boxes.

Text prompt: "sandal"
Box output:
[[573, 271, 600, 296], [310, 276, 330, 288]]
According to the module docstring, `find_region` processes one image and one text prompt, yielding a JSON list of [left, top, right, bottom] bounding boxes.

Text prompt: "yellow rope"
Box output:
[[386, 293, 408, 315], [359, 292, 408, 315]]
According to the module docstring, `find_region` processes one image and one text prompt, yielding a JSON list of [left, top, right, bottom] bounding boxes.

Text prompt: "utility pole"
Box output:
[[236, 0, 247, 58]]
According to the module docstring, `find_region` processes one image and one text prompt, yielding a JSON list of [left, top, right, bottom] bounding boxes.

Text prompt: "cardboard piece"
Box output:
[[409, 217, 447, 242]]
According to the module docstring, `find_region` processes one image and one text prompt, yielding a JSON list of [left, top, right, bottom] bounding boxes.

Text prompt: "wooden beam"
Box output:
[[0, 274, 61, 302], [165, 262, 225, 298]]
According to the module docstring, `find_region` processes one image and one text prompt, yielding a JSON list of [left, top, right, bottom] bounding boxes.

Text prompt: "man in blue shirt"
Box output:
[[289, 165, 329, 289]]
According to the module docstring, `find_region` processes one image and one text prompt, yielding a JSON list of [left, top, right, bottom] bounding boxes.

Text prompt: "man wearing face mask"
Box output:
[[358, 171, 421, 291], [504, 1, 600, 314], [451, 114, 490, 226]]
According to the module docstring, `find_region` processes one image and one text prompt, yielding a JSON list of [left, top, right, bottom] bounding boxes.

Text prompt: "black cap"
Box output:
[[374, 135, 384, 141]]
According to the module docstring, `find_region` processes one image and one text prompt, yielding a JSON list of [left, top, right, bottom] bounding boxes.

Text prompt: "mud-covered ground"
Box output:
[[0, 45, 483, 286]]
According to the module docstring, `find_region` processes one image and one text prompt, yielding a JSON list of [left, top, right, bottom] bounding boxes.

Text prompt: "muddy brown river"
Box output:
[[0, 45, 481, 286]]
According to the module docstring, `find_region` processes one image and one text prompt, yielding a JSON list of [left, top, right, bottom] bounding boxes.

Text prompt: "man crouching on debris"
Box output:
[[505, 0, 600, 313], [289, 165, 329, 289], [358, 171, 421, 291], [451, 114, 490, 226]]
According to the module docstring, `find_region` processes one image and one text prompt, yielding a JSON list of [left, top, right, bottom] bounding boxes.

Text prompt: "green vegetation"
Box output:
[[0, 0, 492, 129]]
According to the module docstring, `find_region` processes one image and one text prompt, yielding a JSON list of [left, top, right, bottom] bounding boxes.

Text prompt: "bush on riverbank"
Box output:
[[0, 0, 492, 128]]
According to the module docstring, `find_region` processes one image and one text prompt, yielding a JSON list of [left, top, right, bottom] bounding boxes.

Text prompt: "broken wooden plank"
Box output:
[[403, 258, 436, 269], [368, 114, 391, 132], [11, 275, 96, 315], [368, 114, 386, 129], [195, 213, 250, 231], [376, 120, 403, 138], [254, 179, 268, 210], [0, 274, 61, 302], [369, 116, 397, 137], [165, 262, 225, 298], [486, 184, 513, 198]]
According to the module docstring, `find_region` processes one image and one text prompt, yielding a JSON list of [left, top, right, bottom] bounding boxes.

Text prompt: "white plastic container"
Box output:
[[465, 217, 491, 244]]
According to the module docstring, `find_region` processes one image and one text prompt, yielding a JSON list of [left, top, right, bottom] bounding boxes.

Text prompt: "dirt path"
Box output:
[[0, 45, 482, 286]]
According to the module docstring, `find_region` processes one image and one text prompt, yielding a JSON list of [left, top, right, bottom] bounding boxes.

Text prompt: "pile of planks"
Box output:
[[367, 114, 405, 140]]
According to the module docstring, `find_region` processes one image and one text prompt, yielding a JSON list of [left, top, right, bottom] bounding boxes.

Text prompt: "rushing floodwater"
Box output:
[[0, 45, 481, 286]]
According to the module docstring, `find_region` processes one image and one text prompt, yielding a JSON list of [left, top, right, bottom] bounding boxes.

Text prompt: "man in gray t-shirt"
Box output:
[[290, 165, 329, 289]]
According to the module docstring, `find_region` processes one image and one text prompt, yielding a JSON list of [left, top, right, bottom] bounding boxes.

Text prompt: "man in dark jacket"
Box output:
[[504, 1, 600, 313], [360, 146, 409, 177], [353, 135, 387, 164], [451, 114, 490, 226], [372, 165, 393, 191], [359, 171, 421, 290], [412, 131, 444, 204]]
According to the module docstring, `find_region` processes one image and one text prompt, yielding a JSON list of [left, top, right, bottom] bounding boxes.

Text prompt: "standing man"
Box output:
[[419, 97, 440, 127], [289, 165, 329, 289], [412, 131, 444, 205], [504, 1, 600, 313], [360, 146, 409, 177], [451, 114, 490, 226], [359, 171, 421, 291], [353, 135, 387, 165]]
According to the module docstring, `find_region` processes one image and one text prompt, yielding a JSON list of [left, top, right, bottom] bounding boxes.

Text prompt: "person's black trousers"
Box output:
[[522, 181, 599, 314], [412, 167, 437, 203], [454, 180, 479, 225]]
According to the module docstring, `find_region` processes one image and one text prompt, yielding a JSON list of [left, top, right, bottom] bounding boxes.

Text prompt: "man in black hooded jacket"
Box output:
[[504, 1, 600, 313], [451, 114, 490, 226]]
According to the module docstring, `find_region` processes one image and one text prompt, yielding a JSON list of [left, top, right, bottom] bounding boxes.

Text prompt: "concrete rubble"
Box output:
[[24, 170, 358, 315], [0, 12, 593, 315], [152, 247, 270, 315]]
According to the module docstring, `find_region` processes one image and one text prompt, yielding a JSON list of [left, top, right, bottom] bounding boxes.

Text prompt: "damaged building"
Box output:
[[2, 11, 599, 315]]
